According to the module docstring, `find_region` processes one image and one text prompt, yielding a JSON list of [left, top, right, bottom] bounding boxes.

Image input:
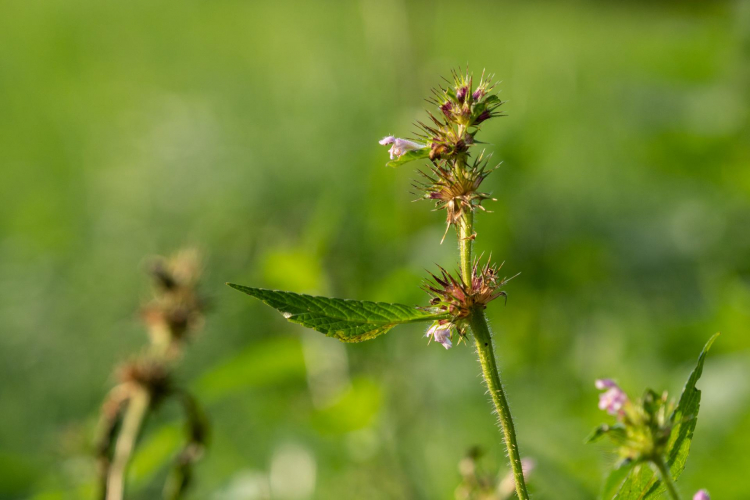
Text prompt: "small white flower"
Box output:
[[426, 322, 453, 349], [595, 379, 628, 416], [693, 490, 710, 500], [378, 136, 425, 160]]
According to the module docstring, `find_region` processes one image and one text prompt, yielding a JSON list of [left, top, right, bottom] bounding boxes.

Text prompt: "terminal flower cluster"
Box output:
[[379, 69, 505, 240]]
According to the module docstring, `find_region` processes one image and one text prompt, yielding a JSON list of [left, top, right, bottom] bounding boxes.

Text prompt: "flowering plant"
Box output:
[[229, 69, 720, 500], [589, 334, 718, 500], [230, 68, 531, 498]]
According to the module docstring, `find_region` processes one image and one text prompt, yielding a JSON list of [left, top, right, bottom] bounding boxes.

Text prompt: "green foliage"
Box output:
[[604, 333, 719, 499], [193, 337, 306, 404], [385, 148, 430, 168], [228, 284, 448, 342], [586, 423, 626, 444], [601, 461, 635, 500], [3, 0, 748, 497], [311, 377, 383, 433]]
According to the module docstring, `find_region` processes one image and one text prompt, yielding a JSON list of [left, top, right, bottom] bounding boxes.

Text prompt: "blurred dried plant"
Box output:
[[94, 250, 209, 500]]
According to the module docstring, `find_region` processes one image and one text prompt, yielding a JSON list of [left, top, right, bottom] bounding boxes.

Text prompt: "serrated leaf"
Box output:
[[385, 148, 430, 168], [611, 333, 719, 500], [601, 461, 635, 500], [228, 284, 448, 342]]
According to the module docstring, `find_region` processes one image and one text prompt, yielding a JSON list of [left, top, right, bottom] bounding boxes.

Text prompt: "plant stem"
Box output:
[[106, 387, 151, 500], [458, 211, 529, 500], [653, 456, 682, 500], [468, 309, 530, 500], [458, 211, 474, 286]]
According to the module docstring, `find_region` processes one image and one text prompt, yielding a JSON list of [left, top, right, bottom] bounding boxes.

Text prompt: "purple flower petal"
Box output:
[[426, 323, 453, 349], [595, 379, 628, 415], [693, 490, 710, 500], [595, 379, 618, 390]]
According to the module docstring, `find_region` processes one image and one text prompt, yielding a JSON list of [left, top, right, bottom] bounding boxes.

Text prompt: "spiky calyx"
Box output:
[[415, 152, 497, 241], [410, 69, 504, 162], [427, 69, 503, 132], [425, 259, 512, 318]]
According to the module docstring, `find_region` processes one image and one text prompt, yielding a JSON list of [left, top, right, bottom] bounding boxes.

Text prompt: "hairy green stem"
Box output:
[[654, 456, 682, 500], [458, 211, 529, 500], [106, 388, 151, 500], [458, 211, 474, 285]]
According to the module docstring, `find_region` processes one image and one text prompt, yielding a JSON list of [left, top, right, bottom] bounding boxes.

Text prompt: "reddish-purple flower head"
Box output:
[[595, 379, 628, 415], [456, 85, 468, 103], [693, 490, 710, 500]]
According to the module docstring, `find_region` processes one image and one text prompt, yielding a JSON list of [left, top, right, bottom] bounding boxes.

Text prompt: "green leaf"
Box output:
[[227, 284, 448, 342], [601, 461, 635, 500], [483, 94, 504, 106], [611, 333, 719, 500], [586, 424, 626, 444], [385, 147, 430, 168]]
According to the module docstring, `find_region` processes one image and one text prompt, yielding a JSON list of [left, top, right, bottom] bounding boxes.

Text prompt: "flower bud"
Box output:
[[473, 110, 492, 125], [596, 379, 628, 415], [693, 490, 710, 500], [456, 86, 468, 104], [440, 101, 453, 119]]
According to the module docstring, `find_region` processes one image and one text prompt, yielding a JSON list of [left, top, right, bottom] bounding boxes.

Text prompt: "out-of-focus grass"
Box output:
[[1, 0, 749, 498]]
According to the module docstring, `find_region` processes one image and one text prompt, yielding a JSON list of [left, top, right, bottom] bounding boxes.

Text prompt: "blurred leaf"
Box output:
[[586, 424, 625, 444], [130, 425, 182, 487], [385, 148, 429, 168], [0, 452, 37, 495], [312, 377, 382, 433], [228, 284, 448, 342], [263, 249, 323, 292], [612, 333, 719, 499], [601, 461, 635, 500], [193, 337, 306, 403]]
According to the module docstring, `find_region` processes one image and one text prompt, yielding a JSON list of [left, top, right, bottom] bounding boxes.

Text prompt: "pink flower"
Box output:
[[693, 490, 710, 500], [426, 322, 453, 349], [379, 136, 425, 160], [595, 379, 628, 415]]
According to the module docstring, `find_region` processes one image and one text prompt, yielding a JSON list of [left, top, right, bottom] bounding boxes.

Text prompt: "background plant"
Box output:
[[1, 1, 749, 498], [95, 251, 208, 500], [589, 334, 718, 499]]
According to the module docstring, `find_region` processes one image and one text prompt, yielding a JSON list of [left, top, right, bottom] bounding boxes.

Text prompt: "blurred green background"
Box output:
[[1, 0, 749, 498]]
